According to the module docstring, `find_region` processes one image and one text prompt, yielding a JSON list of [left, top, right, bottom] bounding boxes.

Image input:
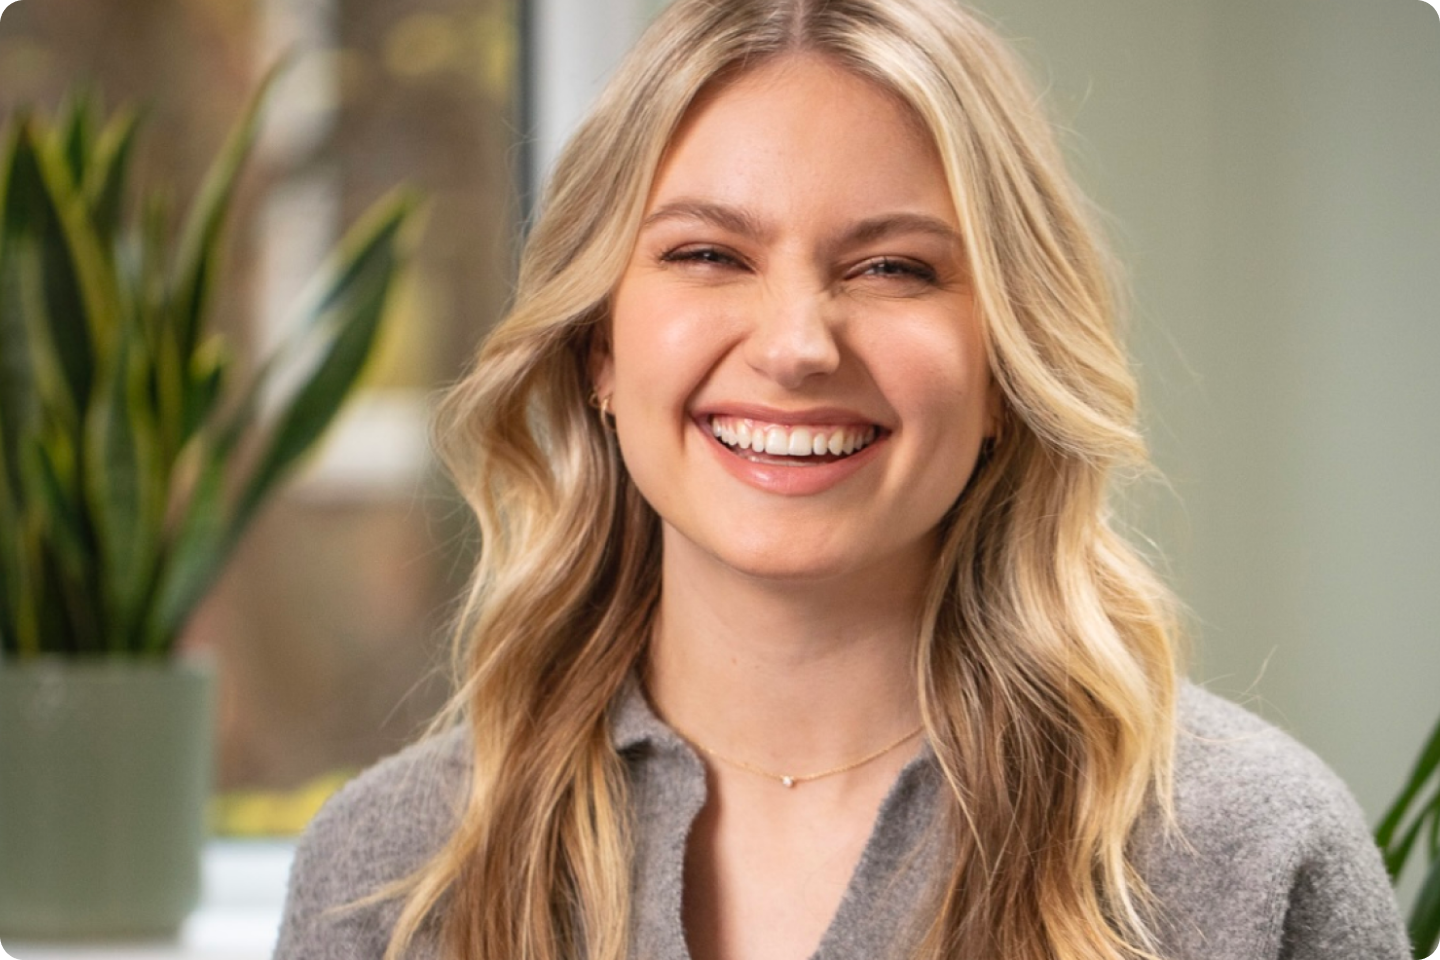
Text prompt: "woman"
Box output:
[[275, 1, 1408, 958]]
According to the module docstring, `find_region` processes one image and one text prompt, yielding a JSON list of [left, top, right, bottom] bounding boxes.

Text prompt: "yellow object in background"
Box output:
[[210, 771, 356, 838]]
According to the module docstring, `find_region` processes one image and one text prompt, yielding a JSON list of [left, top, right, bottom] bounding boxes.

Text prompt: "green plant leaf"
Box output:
[[0, 433, 20, 656], [131, 190, 185, 462], [58, 86, 99, 188], [1430, 791, 1440, 862], [1410, 854, 1440, 959], [230, 189, 418, 534], [20, 433, 88, 581], [168, 58, 287, 367], [151, 318, 185, 459], [1385, 793, 1437, 881], [11, 511, 45, 657], [183, 336, 229, 442], [11, 118, 126, 423], [83, 105, 142, 256], [143, 436, 230, 652], [6, 122, 89, 430], [138, 188, 173, 340], [0, 122, 39, 501], [83, 329, 165, 651], [1379, 714, 1440, 849]]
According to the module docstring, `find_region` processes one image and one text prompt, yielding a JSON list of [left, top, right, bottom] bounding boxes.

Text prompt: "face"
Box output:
[[595, 54, 996, 589]]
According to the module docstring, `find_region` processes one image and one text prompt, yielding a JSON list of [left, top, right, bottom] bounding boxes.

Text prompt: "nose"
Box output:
[[742, 280, 842, 389]]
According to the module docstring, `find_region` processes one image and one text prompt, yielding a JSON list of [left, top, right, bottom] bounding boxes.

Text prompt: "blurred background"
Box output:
[[0, 0, 521, 829], [1, 0, 1435, 885]]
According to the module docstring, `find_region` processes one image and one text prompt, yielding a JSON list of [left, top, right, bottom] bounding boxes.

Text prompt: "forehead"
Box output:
[[646, 53, 955, 224]]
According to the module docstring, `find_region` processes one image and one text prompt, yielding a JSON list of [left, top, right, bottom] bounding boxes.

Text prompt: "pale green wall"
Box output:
[[972, 0, 1440, 831]]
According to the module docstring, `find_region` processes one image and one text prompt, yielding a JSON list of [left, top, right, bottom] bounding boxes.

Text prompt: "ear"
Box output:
[[587, 324, 615, 403], [983, 380, 1006, 442]]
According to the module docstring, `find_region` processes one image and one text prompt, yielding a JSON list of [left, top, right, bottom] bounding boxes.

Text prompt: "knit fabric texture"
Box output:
[[273, 682, 1410, 959]]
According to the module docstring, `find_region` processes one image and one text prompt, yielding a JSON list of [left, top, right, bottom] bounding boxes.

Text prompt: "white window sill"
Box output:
[[2, 842, 293, 960]]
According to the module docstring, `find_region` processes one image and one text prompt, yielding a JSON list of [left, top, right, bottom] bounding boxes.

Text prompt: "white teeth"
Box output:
[[708, 416, 880, 460]]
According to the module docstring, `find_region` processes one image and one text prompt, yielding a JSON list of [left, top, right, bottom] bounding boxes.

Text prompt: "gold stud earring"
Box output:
[[989, 407, 1009, 446], [589, 390, 615, 431]]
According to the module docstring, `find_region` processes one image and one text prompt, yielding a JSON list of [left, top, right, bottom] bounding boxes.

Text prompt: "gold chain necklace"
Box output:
[[671, 722, 925, 789]]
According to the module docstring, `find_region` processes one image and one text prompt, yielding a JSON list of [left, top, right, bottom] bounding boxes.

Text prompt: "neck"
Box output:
[[644, 537, 929, 777]]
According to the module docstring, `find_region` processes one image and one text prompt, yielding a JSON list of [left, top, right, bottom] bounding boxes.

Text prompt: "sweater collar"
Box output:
[[608, 672, 690, 753]]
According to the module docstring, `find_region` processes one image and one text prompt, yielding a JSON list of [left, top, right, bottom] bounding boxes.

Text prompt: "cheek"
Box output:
[[609, 283, 736, 405], [858, 320, 991, 427]]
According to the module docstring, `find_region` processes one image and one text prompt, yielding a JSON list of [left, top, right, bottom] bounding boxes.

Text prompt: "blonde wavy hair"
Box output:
[[385, 1, 1180, 958]]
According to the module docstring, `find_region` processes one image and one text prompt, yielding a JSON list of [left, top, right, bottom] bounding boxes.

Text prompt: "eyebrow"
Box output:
[[843, 213, 963, 250], [640, 199, 963, 252], [641, 200, 773, 241]]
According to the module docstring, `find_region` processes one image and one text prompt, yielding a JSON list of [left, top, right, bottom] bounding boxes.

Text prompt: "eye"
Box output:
[[658, 245, 746, 271], [853, 257, 938, 284], [844, 256, 940, 297]]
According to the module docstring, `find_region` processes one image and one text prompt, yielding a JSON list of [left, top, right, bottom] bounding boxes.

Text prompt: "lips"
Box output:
[[707, 415, 881, 461]]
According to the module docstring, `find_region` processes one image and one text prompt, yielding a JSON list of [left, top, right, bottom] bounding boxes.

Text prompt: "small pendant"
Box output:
[[781, 776, 795, 788]]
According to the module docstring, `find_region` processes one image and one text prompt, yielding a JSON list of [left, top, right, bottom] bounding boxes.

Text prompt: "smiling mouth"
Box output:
[[708, 415, 880, 463]]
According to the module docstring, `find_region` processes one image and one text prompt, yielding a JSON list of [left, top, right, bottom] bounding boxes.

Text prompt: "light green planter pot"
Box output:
[[0, 657, 215, 940]]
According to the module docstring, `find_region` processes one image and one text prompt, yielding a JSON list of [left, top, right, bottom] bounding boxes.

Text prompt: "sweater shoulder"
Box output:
[[273, 723, 471, 959], [305, 721, 470, 869], [1173, 683, 1358, 822], [1167, 682, 1377, 874], [1145, 683, 1407, 959]]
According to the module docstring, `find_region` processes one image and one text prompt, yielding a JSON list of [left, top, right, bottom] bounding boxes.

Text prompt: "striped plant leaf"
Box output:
[[58, 86, 98, 188], [12, 503, 49, 656], [143, 435, 229, 653], [82, 106, 142, 259], [0, 121, 37, 502], [230, 188, 418, 534], [182, 336, 229, 443], [7, 121, 95, 423], [84, 330, 165, 651], [169, 59, 287, 368], [22, 433, 88, 580]]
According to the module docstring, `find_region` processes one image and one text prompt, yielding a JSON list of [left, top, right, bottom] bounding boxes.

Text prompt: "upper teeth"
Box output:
[[709, 416, 878, 457]]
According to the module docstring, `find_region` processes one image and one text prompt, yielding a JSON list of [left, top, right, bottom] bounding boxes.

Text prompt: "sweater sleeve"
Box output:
[[1144, 685, 1410, 960], [272, 727, 469, 960], [1275, 784, 1412, 960]]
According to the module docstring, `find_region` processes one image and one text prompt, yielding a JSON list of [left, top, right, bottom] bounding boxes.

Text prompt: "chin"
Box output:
[[728, 553, 859, 585], [676, 524, 934, 593]]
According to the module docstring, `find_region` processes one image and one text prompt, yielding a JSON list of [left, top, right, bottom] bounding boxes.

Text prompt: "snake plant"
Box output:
[[1377, 712, 1440, 957], [0, 70, 419, 659]]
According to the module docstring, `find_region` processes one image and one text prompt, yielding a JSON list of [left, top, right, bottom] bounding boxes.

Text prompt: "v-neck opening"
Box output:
[[800, 742, 937, 960], [662, 739, 937, 960], [614, 679, 941, 960]]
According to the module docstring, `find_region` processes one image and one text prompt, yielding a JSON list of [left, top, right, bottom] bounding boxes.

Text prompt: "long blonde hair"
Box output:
[[387, 1, 1179, 957]]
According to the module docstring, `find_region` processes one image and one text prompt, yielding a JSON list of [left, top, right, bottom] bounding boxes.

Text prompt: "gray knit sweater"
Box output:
[[273, 682, 1409, 959]]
